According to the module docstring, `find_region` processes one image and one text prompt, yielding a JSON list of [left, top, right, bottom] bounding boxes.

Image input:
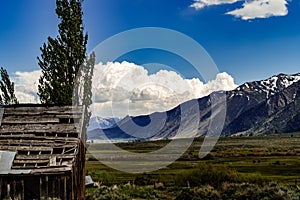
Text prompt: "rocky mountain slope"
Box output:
[[240, 81, 300, 135], [87, 73, 300, 140], [223, 73, 300, 135]]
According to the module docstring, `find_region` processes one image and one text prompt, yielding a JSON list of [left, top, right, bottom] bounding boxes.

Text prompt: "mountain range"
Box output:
[[87, 73, 300, 141]]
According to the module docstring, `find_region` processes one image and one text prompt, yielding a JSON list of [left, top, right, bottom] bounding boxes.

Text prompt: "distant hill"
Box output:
[[87, 73, 300, 140]]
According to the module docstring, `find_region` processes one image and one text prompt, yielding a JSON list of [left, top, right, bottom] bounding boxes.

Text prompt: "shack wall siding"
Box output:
[[0, 175, 73, 200], [0, 105, 87, 200]]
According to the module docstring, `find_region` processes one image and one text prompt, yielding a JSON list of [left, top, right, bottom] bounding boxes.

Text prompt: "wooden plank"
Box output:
[[30, 166, 72, 173], [0, 143, 77, 151], [64, 177, 67, 199], [46, 175, 48, 199], [3, 105, 82, 111], [0, 146, 52, 151], [1, 115, 82, 124], [12, 180, 16, 199], [14, 160, 49, 164], [57, 177, 61, 199], [39, 177, 42, 200], [3, 107, 83, 116], [3, 115, 55, 120], [0, 124, 79, 133], [1, 118, 60, 124], [0, 135, 80, 142], [0, 130, 79, 138], [58, 114, 81, 118], [22, 179, 24, 200], [0, 124, 79, 131], [6, 183, 9, 200], [3, 112, 82, 117], [0, 140, 55, 145], [0, 135, 79, 142], [49, 156, 56, 166], [0, 134, 36, 138], [15, 154, 75, 160], [0, 178, 2, 199]]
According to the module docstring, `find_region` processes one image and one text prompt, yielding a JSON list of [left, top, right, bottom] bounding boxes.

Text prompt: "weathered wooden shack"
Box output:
[[0, 104, 87, 200]]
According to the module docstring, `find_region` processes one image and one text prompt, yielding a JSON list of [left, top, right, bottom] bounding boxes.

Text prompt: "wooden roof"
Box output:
[[0, 104, 85, 175]]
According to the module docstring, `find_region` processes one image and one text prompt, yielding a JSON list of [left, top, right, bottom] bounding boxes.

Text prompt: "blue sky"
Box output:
[[0, 0, 300, 84]]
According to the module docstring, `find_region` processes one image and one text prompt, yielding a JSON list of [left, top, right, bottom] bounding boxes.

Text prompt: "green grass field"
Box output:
[[86, 133, 300, 199]]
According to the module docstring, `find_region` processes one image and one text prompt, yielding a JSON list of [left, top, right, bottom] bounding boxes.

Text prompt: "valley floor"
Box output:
[[86, 133, 300, 199]]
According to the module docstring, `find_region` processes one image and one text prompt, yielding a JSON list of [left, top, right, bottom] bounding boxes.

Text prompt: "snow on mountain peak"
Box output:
[[88, 116, 121, 131], [234, 73, 300, 98]]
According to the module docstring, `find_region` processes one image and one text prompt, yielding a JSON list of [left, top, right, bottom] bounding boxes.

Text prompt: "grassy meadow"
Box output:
[[86, 133, 300, 199]]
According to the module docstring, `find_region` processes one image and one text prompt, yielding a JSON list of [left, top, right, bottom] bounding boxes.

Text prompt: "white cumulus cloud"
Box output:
[[190, 0, 238, 10], [190, 0, 289, 20], [227, 0, 288, 20], [91, 61, 237, 117]]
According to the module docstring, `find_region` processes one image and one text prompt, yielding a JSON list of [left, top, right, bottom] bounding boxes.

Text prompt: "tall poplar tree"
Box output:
[[79, 52, 95, 141], [38, 0, 90, 105]]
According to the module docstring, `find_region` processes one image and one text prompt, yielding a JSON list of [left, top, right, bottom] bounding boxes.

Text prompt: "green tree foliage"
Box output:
[[0, 67, 18, 105], [79, 52, 95, 140], [38, 0, 89, 105]]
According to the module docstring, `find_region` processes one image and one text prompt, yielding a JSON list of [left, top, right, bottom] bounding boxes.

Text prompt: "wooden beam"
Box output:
[[64, 177, 67, 200], [0, 144, 77, 149], [14, 160, 49, 164], [0, 135, 80, 142], [22, 179, 24, 200], [46, 176, 48, 199], [15, 154, 75, 160], [0, 146, 52, 151], [3, 105, 82, 113], [39, 177, 42, 199], [0, 124, 79, 133], [0, 178, 2, 199]]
